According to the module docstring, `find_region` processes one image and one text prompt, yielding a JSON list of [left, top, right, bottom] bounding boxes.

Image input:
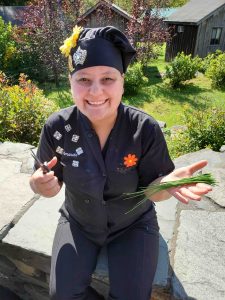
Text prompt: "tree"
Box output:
[[21, 0, 83, 86], [126, 0, 171, 64]]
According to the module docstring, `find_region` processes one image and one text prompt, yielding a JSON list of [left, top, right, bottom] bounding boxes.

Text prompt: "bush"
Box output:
[[0, 17, 19, 72], [165, 52, 201, 88], [166, 104, 225, 158], [0, 72, 59, 145], [124, 62, 148, 95], [198, 50, 222, 74], [205, 52, 225, 89]]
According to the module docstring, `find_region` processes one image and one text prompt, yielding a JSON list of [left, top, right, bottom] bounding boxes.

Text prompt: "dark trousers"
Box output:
[[49, 211, 159, 300]]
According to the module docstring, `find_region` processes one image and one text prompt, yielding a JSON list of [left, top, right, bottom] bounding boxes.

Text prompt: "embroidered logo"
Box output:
[[65, 124, 72, 132], [53, 131, 62, 140], [56, 146, 64, 155], [73, 47, 87, 66], [76, 147, 83, 156], [123, 154, 138, 168], [72, 134, 79, 143], [72, 160, 79, 167]]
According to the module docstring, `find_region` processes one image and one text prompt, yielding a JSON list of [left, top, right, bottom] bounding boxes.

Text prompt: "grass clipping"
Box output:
[[125, 173, 217, 214]]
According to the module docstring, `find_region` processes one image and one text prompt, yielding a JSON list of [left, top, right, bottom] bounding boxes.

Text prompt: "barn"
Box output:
[[164, 0, 225, 61], [76, 0, 132, 33]]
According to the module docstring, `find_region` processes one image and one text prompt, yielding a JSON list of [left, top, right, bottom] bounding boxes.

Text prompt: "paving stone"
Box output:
[[174, 148, 225, 169], [0, 142, 33, 157], [0, 173, 35, 239], [3, 186, 65, 256], [172, 211, 225, 300], [0, 159, 22, 183], [155, 197, 178, 245]]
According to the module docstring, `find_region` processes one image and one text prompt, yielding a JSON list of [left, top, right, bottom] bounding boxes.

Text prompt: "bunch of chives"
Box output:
[[125, 173, 217, 214]]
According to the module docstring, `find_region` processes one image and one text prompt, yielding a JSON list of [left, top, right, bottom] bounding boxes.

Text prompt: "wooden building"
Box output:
[[0, 6, 26, 25], [76, 0, 132, 33], [164, 0, 225, 61]]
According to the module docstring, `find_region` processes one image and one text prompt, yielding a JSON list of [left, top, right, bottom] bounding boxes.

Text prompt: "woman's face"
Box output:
[[70, 66, 124, 125]]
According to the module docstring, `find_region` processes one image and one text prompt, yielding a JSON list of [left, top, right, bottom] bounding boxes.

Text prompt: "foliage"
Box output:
[[126, 0, 171, 64], [0, 72, 58, 145], [21, 0, 84, 86], [205, 52, 225, 89], [164, 52, 201, 88], [124, 62, 148, 95], [199, 50, 223, 74], [166, 104, 225, 158], [168, 0, 188, 7], [0, 17, 20, 75]]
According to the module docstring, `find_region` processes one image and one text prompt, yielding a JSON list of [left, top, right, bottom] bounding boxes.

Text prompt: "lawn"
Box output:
[[40, 48, 225, 128]]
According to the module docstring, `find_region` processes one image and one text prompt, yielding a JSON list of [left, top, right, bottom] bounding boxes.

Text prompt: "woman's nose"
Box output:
[[89, 81, 103, 96]]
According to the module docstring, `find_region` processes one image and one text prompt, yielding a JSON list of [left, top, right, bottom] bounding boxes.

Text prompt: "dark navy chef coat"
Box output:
[[35, 103, 174, 245]]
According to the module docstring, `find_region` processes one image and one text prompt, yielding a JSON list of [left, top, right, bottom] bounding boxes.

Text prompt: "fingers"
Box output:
[[47, 156, 58, 169], [169, 182, 212, 204], [30, 169, 61, 197], [187, 160, 208, 175]]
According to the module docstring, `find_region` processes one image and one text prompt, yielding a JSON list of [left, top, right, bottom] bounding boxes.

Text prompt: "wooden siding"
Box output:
[[77, 6, 129, 33], [195, 5, 225, 57], [165, 25, 198, 61]]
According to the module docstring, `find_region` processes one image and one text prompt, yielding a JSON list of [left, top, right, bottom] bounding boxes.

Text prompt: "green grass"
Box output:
[[39, 48, 225, 128]]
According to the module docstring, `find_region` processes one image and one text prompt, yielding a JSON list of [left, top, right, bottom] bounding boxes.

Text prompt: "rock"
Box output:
[[204, 168, 225, 207], [2, 186, 65, 256], [174, 148, 225, 169], [220, 145, 225, 152], [172, 211, 225, 300], [0, 173, 35, 240], [0, 142, 33, 157]]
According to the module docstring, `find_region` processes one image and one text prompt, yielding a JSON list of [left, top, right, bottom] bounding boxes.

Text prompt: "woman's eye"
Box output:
[[79, 78, 89, 82], [103, 77, 114, 82]]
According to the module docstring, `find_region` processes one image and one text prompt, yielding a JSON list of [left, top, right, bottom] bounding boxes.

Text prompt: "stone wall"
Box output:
[[0, 142, 225, 300]]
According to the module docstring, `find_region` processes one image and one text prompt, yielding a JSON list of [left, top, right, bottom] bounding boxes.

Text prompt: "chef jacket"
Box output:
[[35, 103, 174, 245]]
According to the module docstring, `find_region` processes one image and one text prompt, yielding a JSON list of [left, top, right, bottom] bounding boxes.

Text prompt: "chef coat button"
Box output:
[[102, 200, 106, 205], [87, 133, 93, 138], [85, 199, 90, 204]]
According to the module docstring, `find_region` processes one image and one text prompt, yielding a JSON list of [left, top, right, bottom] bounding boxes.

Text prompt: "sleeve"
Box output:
[[34, 119, 63, 182], [138, 120, 175, 187]]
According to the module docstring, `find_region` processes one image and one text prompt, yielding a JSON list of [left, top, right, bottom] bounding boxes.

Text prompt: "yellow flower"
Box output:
[[60, 26, 83, 57]]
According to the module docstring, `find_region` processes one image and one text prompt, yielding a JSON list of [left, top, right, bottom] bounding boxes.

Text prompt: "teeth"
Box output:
[[88, 100, 106, 105]]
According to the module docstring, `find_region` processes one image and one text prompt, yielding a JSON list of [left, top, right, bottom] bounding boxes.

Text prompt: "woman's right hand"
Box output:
[[29, 156, 62, 198]]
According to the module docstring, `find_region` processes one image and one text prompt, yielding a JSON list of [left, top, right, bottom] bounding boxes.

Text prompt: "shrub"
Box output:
[[0, 17, 19, 72], [166, 105, 225, 158], [0, 72, 59, 145], [198, 50, 222, 74], [205, 52, 225, 89], [165, 52, 201, 88], [124, 62, 148, 95]]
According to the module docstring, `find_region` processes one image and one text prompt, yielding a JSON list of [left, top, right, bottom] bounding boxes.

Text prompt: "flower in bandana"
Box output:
[[124, 154, 138, 168], [60, 26, 83, 57]]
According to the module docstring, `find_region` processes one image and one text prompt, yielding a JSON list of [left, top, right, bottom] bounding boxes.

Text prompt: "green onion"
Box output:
[[125, 173, 217, 214]]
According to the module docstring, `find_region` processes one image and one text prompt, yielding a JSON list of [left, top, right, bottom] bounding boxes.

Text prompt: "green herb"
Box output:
[[125, 173, 217, 214]]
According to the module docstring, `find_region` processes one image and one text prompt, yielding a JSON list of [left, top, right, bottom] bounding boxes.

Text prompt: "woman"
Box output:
[[30, 26, 212, 300]]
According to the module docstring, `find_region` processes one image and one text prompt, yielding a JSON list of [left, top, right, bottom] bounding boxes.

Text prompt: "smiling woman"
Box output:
[[29, 25, 213, 300]]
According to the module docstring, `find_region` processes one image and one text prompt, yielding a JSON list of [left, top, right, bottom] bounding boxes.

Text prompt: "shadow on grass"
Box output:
[[123, 89, 154, 107], [143, 65, 163, 86], [154, 83, 212, 109]]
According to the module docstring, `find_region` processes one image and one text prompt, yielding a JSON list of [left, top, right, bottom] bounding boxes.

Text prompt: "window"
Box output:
[[177, 25, 184, 33], [210, 27, 222, 45]]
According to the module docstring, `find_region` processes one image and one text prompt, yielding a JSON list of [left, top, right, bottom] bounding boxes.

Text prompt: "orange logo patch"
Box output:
[[123, 154, 138, 168]]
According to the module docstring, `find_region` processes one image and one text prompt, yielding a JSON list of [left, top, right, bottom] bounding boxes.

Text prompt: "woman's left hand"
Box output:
[[162, 160, 212, 204]]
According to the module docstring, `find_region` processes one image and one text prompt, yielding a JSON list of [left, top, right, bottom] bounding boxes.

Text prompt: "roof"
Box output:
[[0, 6, 27, 25], [77, 0, 132, 22], [165, 0, 225, 25]]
